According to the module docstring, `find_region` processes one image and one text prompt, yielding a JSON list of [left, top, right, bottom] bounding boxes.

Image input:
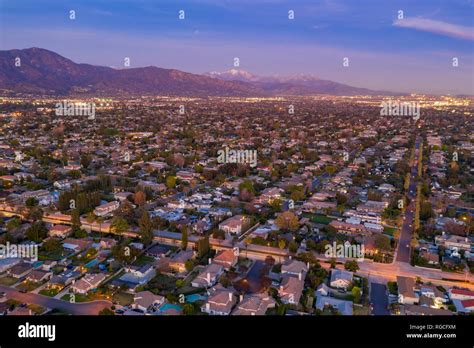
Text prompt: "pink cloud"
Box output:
[[393, 17, 474, 41]]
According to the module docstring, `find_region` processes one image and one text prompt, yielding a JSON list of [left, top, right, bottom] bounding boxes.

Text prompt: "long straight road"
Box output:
[[396, 137, 421, 263]]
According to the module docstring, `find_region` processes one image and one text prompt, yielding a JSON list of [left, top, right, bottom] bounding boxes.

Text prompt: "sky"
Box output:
[[0, 0, 473, 94]]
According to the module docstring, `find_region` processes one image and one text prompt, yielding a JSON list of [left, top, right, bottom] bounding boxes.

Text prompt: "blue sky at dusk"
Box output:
[[0, 0, 473, 94]]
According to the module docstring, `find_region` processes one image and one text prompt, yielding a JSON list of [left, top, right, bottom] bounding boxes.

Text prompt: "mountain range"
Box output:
[[0, 48, 398, 97]]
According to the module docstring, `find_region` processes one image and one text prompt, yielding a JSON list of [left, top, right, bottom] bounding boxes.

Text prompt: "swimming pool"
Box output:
[[158, 303, 182, 314], [33, 261, 44, 269], [185, 294, 206, 303], [85, 259, 99, 268]]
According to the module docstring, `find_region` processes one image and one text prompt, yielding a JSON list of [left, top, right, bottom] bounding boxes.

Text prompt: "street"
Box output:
[[396, 137, 421, 263], [0, 284, 111, 315], [370, 282, 390, 315]]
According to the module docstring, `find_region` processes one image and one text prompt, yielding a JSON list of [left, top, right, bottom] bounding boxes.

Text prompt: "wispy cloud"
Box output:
[[393, 17, 474, 41]]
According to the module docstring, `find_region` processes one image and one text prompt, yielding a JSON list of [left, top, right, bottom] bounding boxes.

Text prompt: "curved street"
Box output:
[[0, 284, 112, 315]]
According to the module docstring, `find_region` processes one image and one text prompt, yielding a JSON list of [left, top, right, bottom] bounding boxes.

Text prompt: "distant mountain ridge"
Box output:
[[205, 69, 394, 96], [0, 48, 398, 97]]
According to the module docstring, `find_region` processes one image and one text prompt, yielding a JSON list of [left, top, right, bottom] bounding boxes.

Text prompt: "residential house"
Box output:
[[212, 249, 238, 270], [232, 293, 276, 315], [403, 305, 453, 316], [62, 238, 93, 252], [397, 276, 419, 305], [201, 286, 236, 315], [93, 201, 120, 217], [120, 264, 156, 285], [315, 296, 353, 315], [191, 263, 224, 288], [146, 244, 169, 260], [169, 250, 195, 273], [48, 225, 72, 238], [419, 285, 446, 308], [8, 262, 34, 278], [448, 288, 474, 301], [132, 291, 165, 312], [281, 259, 308, 279], [25, 270, 52, 283], [41, 260, 58, 271], [330, 269, 353, 290], [279, 275, 304, 305], [329, 220, 369, 237], [218, 215, 250, 235], [435, 234, 472, 252], [49, 271, 81, 290], [71, 273, 107, 294]]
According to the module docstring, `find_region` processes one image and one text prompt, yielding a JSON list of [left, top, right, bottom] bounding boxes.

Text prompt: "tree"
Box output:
[[43, 238, 61, 253], [182, 303, 196, 315], [26, 207, 43, 222], [410, 237, 419, 249], [26, 221, 48, 242], [110, 216, 129, 235], [80, 153, 92, 168], [197, 236, 210, 258], [393, 229, 401, 240], [344, 260, 359, 272], [185, 259, 195, 272], [25, 197, 38, 208], [336, 192, 348, 206], [374, 234, 391, 251], [85, 212, 95, 231], [238, 180, 256, 195], [6, 217, 21, 232], [278, 239, 287, 250], [138, 211, 153, 245], [71, 209, 81, 230], [218, 274, 231, 288], [269, 198, 282, 213], [98, 308, 115, 315], [351, 286, 361, 303], [275, 211, 299, 232], [165, 176, 177, 189], [181, 228, 188, 250], [329, 258, 337, 269], [134, 191, 146, 207], [288, 240, 299, 253], [111, 243, 139, 265]]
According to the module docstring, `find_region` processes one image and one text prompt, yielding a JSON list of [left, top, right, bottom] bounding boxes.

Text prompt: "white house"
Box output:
[[330, 269, 353, 290], [93, 201, 120, 217], [191, 263, 224, 288]]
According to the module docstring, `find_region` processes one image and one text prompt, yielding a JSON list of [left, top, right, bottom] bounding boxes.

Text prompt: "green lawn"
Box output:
[[302, 213, 333, 225], [0, 275, 18, 286], [134, 255, 155, 266], [353, 305, 370, 315], [39, 248, 70, 261], [145, 273, 177, 295], [61, 292, 90, 303], [383, 226, 398, 236], [16, 281, 43, 292], [39, 288, 60, 297], [28, 303, 47, 314], [112, 291, 134, 306]]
